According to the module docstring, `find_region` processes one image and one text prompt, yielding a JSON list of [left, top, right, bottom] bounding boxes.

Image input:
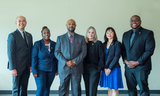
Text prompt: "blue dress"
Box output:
[[99, 48, 123, 90]]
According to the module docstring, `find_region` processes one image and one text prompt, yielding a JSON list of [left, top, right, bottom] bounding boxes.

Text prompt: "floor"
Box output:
[[0, 94, 159, 96]]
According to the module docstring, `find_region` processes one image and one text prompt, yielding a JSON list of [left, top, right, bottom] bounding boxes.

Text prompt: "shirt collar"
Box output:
[[18, 28, 25, 33], [132, 27, 142, 33], [67, 32, 75, 38]]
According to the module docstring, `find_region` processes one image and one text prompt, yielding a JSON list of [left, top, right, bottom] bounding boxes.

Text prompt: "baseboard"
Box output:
[[0, 90, 160, 94]]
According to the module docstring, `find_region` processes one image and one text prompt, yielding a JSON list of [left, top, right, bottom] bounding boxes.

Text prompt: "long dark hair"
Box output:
[[104, 27, 118, 43]]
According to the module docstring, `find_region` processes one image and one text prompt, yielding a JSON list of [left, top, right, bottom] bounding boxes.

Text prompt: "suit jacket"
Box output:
[[7, 29, 33, 76], [83, 40, 104, 71], [54, 32, 87, 77], [103, 41, 121, 70], [122, 27, 155, 71], [31, 39, 58, 75]]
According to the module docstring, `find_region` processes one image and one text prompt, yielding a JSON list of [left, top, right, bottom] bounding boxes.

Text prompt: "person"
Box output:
[[83, 26, 104, 96], [7, 16, 33, 96], [99, 27, 123, 96], [54, 19, 87, 96], [31, 26, 58, 96], [122, 15, 155, 96]]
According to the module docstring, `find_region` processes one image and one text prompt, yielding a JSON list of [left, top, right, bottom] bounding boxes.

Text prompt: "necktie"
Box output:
[[130, 31, 135, 46], [70, 35, 73, 43], [23, 32, 28, 47]]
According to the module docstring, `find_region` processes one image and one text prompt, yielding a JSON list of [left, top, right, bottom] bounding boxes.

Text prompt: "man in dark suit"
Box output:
[[122, 15, 155, 96], [54, 19, 87, 96], [7, 16, 33, 96]]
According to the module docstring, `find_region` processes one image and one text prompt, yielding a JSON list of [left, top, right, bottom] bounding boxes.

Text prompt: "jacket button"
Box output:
[[46, 63, 48, 65]]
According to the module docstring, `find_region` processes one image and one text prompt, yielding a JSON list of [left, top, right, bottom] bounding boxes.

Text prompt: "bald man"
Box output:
[[7, 16, 33, 96], [55, 19, 87, 96]]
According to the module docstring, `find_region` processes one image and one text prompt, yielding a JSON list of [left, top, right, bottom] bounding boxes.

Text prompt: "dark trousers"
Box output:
[[59, 74, 81, 96], [83, 65, 100, 96], [34, 70, 55, 96], [12, 67, 30, 96], [125, 69, 150, 96]]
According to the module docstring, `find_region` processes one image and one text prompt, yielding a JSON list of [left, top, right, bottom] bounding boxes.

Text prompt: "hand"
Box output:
[[125, 60, 139, 68], [129, 61, 140, 68], [33, 73, 38, 77], [55, 73, 58, 76], [71, 60, 75, 67], [30, 67, 32, 73], [104, 68, 111, 76], [124, 60, 129, 65], [65, 61, 73, 67], [65, 60, 75, 67], [11, 69, 17, 76]]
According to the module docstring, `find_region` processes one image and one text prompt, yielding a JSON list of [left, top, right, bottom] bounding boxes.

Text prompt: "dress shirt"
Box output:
[[18, 28, 28, 44]]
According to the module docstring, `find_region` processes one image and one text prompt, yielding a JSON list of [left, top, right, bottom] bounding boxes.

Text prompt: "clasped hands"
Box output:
[[124, 60, 140, 68], [65, 60, 75, 68], [104, 68, 111, 76]]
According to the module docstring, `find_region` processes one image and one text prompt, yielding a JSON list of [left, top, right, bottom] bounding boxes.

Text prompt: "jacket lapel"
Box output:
[[50, 41, 54, 55], [65, 33, 70, 53], [129, 27, 142, 50], [26, 32, 31, 48], [88, 41, 95, 52], [16, 29, 28, 48], [107, 42, 114, 56], [41, 39, 50, 55], [127, 30, 133, 50]]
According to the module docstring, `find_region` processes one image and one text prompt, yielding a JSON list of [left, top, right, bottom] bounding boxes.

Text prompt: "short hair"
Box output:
[[85, 26, 98, 43], [131, 15, 141, 21], [104, 27, 118, 43], [41, 26, 50, 34]]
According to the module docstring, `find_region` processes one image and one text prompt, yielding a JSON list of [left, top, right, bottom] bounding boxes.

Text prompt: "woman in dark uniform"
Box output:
[[83, 26, 104, 96]]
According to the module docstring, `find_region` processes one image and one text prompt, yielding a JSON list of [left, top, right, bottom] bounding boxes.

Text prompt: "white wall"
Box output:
[[0, 0, 160, 90]]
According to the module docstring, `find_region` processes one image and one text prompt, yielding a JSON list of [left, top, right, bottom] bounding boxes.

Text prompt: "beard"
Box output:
[[131, 24, 140, 30], [67, 27, 75, 33]]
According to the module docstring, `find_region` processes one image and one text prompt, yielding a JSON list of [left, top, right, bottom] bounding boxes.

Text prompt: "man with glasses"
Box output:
[[122, 15, 155, 96]]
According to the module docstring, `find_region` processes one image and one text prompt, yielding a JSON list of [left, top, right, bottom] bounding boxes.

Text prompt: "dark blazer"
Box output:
[[103, 41, 121, 70], [7, 29, 33, 76], [84, 40, 104, 71], [32, 39, 58, 75], [122, 27, 155, 71]]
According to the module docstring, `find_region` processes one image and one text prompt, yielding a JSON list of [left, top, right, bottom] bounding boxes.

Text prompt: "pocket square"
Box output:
[[77, 42, 79, 44]]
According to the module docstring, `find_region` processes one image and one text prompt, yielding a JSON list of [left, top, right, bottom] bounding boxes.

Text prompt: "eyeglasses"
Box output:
[[130, 20, 139, 22]]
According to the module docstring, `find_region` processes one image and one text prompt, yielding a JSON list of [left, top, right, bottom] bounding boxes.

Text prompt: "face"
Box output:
[[66, 19, 76, 33], [15, 16, 27, 31], [106, 29, 114, 40], [130, 16, 141, 30], [42, 29, 50, 41], [88, 28, 95, 40]]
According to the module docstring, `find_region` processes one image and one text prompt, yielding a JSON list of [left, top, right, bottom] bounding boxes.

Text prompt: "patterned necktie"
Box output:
[[23, 32, 28, 47], [70, 35, 73, 43]]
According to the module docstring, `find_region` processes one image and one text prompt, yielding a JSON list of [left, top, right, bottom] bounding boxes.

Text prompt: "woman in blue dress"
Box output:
[[99, 27, 123, 96]]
